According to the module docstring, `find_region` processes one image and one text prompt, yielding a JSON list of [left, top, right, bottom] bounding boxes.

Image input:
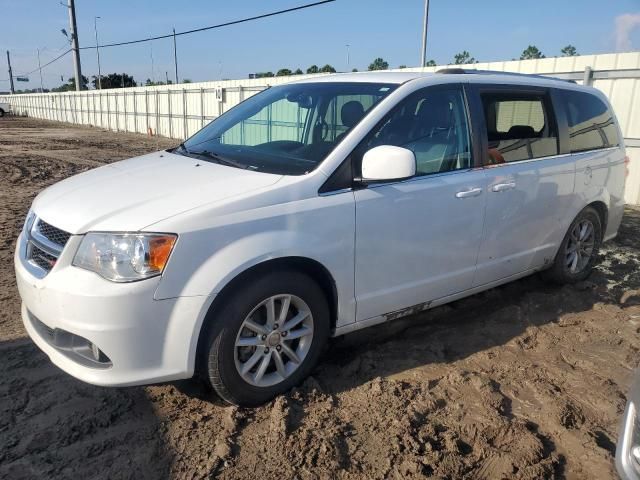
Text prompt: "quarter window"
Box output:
[[481, 92, 558, 164], [357, 87, 472, 176], [561, 90, 620, 152]]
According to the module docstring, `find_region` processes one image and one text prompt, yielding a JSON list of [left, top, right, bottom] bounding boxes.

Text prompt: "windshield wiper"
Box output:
[[190, 150, 251, 170], [172, 142, 190, 155]]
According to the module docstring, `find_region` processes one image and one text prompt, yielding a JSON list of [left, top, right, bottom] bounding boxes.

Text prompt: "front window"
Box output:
[[178, 82, 397, 175]]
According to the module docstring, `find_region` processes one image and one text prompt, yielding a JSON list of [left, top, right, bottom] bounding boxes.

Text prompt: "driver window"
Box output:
[[358, 87, 472, 176]]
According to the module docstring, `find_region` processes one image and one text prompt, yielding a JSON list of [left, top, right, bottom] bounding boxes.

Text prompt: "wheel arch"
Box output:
[[194, 256, 338, 374], [586, 200, 608, 239]]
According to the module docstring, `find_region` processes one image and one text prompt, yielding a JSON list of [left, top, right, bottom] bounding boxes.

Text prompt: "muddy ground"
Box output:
[[1, 116, 639, 479]]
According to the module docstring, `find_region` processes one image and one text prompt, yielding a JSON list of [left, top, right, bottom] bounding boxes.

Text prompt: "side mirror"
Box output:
[[361, 145, 416, 183]]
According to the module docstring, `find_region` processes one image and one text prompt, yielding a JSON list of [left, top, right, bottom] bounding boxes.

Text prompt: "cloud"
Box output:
[[615, 13, 640, 51]]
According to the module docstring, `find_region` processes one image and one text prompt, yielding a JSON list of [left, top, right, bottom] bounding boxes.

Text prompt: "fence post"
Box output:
[[583, 66, 593, 86], [168, 88, 173, 138], [200, 87, 205, 128], [145, 90, 149, 134], [155, 90, 160, 136], [183, 88, 187, 139]]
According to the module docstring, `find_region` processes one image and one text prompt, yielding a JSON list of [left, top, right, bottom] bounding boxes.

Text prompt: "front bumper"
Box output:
[[14, 231, 212, 387], [617, 375, 640, 480]]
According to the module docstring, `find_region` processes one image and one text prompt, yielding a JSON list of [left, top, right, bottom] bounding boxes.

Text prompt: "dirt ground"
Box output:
[[1, 116, 640, 480]]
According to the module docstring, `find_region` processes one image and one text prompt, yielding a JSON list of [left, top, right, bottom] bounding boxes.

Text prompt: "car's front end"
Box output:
[[14, 211, 212, 386]]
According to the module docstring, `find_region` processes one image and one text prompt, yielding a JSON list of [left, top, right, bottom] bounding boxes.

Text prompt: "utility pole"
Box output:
[[346, 44, 350, 71], [94, 16, 102, 89], [67, 0, 83, 90], [150, 43, 155, 84], [172, 28, 179, 84], [37, 48, 44, 92], [6, 50, 15, 94], [420, 0, 430, 68]]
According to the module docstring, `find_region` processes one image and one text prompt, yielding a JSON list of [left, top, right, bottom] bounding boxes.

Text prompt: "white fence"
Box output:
[[2, 52, 640, 204]]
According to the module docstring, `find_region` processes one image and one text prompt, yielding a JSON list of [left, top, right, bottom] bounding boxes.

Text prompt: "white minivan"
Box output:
[[15, 71, 627, 406]]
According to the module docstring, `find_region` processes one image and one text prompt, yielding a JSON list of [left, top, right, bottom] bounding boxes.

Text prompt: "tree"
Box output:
[[352, 68, 358, 72], [520, 45, 545, 60], [426, 59, 436, 67], [306, 65, 319, 74], [276, 68, 293, 76], [320, 64, 336, 73], [294, 68, 303, 75], [560, 45, 578, 57], [92, 73, 136, 89], [52, 75, 89, 92], [183, 79, 193, 83], [368, 57, 389, 71], [255, 72, 274, 78], [398, 65, 407, 69], [453, 51, 475, 65]]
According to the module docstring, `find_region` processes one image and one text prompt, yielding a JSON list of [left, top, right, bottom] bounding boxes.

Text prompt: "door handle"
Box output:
[[455, 187, 483, 198], [491, 182, 516, 192]]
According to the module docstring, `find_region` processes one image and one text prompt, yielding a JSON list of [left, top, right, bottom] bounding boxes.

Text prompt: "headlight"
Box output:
[[73, 232, 177, 282]]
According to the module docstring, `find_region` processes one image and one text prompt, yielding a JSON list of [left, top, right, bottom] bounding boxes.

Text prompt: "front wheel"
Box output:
[[544, 206, 602, 283], [202, 271, 329, 406]]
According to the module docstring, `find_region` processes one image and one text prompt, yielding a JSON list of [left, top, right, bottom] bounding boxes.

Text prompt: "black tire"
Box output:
[[544, 206, 602, 284], [0, 109, 5, 118], [202, 270, 329, 407]]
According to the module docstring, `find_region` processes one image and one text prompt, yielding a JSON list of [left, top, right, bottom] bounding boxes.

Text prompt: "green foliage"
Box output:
[[319, 64, 336, 73], [276, 68, 293, 76], [560, 45, 578, 57], [453, 51, 475, 65], [520, 45, 545, 60], [426, 59, 436, 67], [398, 65, 407, 69], [52, 75, 90, 92], [255, 72, 275, 78], [351, 68, 358, 72], [306, 65, 319, 74], [368, 57, 389, 71], [294, 68, 303, 75], [92, 73, 136, 89]]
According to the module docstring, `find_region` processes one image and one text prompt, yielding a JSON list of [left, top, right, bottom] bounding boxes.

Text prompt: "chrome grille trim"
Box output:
[[22, 216, 72, 278]]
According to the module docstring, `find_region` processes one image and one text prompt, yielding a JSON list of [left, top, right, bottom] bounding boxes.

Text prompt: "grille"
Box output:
[[36, 220, 71, 247], [30, 244, 58, 272]]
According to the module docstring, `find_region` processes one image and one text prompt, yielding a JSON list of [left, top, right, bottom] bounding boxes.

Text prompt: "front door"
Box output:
[[353, 85, 487, 321]]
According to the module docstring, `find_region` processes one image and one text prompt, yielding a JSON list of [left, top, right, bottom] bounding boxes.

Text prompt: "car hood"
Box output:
[[32, 150, 283, 233]]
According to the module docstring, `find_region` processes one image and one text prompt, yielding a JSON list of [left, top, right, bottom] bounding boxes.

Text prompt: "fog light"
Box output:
[[91, 342, 101, 361]]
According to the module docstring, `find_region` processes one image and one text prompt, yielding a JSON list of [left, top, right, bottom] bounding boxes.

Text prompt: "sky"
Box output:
[[1, 0, 639, 91]]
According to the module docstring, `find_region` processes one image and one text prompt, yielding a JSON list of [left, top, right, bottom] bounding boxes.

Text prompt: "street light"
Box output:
[[94, 16, 102, 89]]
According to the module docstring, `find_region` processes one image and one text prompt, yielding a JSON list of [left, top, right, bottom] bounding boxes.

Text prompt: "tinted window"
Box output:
[[561, 90, 619, 152], [481, 92, 558, 164], [356, 87, 472, 176]]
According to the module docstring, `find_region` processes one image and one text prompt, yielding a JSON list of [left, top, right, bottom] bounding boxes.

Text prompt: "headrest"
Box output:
[[341, 101, 365, 128], [507, 125, 537, 138]]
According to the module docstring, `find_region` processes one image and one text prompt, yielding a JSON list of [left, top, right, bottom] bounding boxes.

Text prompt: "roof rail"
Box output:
[[436, 68, 576, 83]]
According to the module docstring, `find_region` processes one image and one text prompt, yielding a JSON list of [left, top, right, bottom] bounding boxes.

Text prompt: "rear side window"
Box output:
[[561, 90, 619, 153], [481, 92, 558, 164]]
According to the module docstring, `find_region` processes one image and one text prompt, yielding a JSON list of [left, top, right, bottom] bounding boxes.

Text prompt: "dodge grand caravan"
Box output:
[[15, 70, 627, 406]]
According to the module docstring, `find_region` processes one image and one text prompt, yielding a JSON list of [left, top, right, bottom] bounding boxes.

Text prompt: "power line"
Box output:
[[16, 49, 71, 77], [79, 0, 336, 50]]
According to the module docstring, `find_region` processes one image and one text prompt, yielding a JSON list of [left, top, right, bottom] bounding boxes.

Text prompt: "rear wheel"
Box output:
[[202, 271, 329, 406], [544, 206, 602, 283], [0, 109, 5, 117]]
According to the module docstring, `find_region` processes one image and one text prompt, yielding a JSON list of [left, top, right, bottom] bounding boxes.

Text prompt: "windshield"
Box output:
[[178, 82, 397, 175]]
